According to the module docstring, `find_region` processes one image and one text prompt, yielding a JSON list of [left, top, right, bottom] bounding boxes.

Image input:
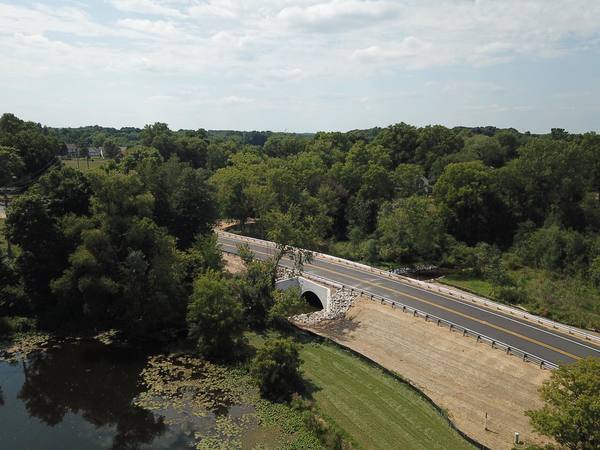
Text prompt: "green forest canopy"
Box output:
[[2, 113, 600, 331]]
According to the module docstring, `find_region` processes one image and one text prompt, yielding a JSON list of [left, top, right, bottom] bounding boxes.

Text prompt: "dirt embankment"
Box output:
[[296, 298, 553, 450]]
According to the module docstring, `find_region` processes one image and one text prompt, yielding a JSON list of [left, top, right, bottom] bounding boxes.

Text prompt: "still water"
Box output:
[[0, 340, 195, 450]]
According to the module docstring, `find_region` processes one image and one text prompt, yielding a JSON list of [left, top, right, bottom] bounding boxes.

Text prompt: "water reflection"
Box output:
[[0, 340, 194, 450]]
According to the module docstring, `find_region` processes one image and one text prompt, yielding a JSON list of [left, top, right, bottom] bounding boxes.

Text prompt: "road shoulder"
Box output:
[[295, 297, 554, 450]]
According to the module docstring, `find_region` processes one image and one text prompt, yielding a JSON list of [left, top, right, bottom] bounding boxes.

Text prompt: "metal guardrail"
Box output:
[[221, 242, 559, 370], [218, 230, 600, 345]]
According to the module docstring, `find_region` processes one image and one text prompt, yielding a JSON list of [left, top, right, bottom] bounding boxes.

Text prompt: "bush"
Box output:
[[515, 226, 589, 273], [251, 338, 302, 401], [526, 358, 600, 450], [495, 285, 527, 305], [0, 316, 36, 336], [186, 270, 245, 360]]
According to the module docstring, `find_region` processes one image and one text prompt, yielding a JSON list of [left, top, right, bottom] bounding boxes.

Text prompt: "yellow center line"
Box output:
[[220, 240, 581, 361]]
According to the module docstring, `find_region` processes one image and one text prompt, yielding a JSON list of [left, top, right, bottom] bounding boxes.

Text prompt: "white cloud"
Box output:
[[117, 18, 180, 37], [108, 0, 185, 18], [277, 0, 399, 32], [220, 95, 253, 105]]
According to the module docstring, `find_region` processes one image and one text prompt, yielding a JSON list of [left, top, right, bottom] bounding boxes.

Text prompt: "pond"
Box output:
[[0, 339, 198, 450], [0, 337, 312, 450]]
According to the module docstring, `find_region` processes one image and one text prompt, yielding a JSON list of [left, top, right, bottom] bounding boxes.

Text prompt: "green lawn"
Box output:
[[63, 158, 109, 172], [249, 332, 475, 450]]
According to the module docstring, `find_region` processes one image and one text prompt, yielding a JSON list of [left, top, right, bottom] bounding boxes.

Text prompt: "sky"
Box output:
[[1, 0, 599, 133]]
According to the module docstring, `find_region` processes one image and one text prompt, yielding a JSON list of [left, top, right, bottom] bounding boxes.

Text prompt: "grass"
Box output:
[[248, 331, 475, 450], [62, 158, 109, 172], [440, 274, 496, 298]]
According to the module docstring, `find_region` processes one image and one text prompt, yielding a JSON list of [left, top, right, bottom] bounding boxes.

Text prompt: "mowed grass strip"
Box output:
[[300, 341, 475, 450], [63, 158, 109, 172]]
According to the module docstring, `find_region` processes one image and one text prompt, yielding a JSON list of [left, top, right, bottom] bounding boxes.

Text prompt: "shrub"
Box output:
[[251, 338, 302, 401]]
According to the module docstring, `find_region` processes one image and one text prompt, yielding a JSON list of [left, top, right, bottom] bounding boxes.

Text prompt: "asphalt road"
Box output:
[[219, 233, 600, 367]]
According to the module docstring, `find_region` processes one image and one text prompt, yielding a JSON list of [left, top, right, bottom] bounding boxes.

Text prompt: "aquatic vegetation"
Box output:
[[0, 332, 52, 362], [135, 354, 323, 449]]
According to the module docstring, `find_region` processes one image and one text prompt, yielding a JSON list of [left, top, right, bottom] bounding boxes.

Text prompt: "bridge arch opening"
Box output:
[[302, 291, 324, 311]]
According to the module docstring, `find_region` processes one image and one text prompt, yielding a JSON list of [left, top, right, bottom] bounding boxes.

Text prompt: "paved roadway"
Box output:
[[219, 233, 600, 367]]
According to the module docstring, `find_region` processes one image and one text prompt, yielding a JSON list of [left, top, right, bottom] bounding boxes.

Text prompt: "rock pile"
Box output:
[[292, 288, 357, 325]]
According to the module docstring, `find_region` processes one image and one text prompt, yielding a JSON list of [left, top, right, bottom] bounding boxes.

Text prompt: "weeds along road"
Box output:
[[218, 233, 600, 367]]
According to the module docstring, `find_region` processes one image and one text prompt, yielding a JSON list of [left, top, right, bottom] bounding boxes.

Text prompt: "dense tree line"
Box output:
[[4, 112, 600, 328], [204, 123, 600, 329]]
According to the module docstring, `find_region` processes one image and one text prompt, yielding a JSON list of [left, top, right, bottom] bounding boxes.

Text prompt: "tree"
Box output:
[[236, 259, 277, 329], [374, 122, 419, 166], [263, 134, 307, 158], [175, 135, 208, 168], [0, 113, 62, 176], [210, 162, 256, 228], [463, 135, 507, 167], [5, 192, 69, 314], [415, 125, 464, 173], [526, 358, 600, 450], [0, 146, 24, 186], [0, 248, 24, 315], [137, 157, 217, 248], [498, 139, 592, 229], [120, 146, 163, 173], [376, 197, 446, 264], [140, 122, 177, 160], [392, 164, 426, 197], [186, 270, 244, 360], [251, 338, 302, 401], [434, 161, 510, 245], [269, 287, 305, 324], [103, 139, 120, 159], [52, 172, 186, 336], [35, 166, 93, 216]]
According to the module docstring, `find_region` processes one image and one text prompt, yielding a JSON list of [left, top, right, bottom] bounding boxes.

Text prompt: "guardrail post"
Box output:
[[463, 329, 467, 336], [540, 361, 544, 369], [449, 324, 453, 331], [436, 319, 440, 326], [476, 335, 480, 343], [491, 341, 495, 349], [523, 353, 527, 362], [413, 310, 417, 317], [424, 314, 428, 322], [402, 305, 406, 312], [506, 347, 511, 355]]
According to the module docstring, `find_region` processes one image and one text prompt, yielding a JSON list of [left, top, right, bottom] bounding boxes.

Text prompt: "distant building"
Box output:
[[65, 143, 80, 157], [87, 147, 104, 158]]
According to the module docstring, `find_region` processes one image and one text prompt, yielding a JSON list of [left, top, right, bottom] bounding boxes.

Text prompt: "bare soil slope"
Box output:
[[296, 298, 553, 450]]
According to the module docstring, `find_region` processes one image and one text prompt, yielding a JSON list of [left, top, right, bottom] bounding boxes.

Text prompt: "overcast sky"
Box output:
[[1, 0, 599, 133]]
